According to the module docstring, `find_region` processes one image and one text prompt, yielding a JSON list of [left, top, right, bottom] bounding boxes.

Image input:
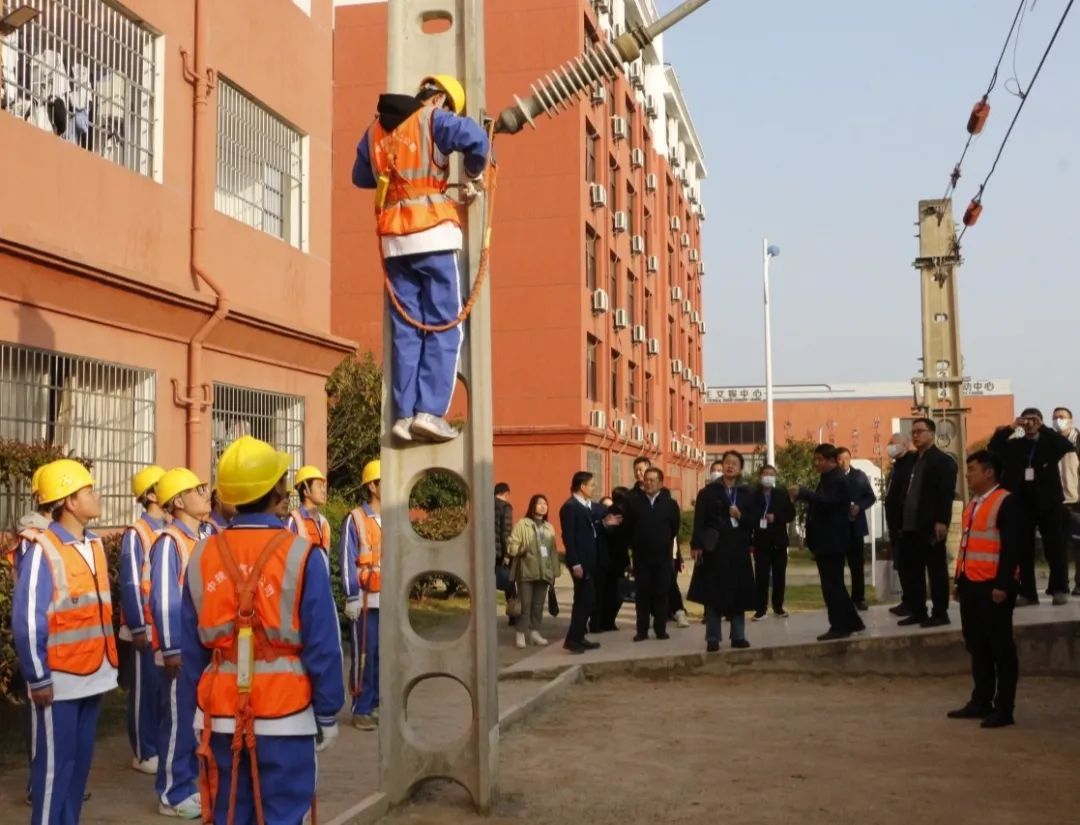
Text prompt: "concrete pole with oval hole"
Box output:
[[379, 0, 499, 811]]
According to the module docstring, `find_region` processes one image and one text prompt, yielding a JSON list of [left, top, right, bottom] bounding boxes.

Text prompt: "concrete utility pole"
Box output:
[[912, 198, 969, 504], [380, 0, 498, 811]]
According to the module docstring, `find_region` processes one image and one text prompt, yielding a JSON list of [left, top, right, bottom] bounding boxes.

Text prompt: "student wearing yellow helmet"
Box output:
[[286, 466, 331, 558], [352, 72, 489, 444]]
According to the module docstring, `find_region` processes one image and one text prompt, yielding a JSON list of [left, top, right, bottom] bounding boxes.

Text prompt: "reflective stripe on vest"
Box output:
[[350, 505, 382, 594], [134, 519, 161, 624], [956, 488, 1013, 582], [187, 529, 314, 723], [290, 510, 330, 551], [369, 106, 460, 237], [36, 529, 118, 676]]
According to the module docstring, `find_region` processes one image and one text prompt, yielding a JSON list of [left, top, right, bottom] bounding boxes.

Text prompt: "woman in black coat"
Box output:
[[688, 450, 757, 652]]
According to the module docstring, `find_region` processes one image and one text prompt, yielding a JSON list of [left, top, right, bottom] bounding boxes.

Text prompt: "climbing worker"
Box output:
[[352, 74, 490, 444], [209, 487, 235, 531], [286, 465, 332, 556], [13, 459, 118, 825], [119, 464, 167, 775], [339, 459, 382, 730], [149, 468, 211, 819], [180, 436, 344, 824]]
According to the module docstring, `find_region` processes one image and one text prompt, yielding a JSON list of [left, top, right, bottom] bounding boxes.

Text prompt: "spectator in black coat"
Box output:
[[883, 433, 917, 615], [625, 468, 681, 641], [689, 453, 756, 652], [893, 418, 958, 627], [494, 482, 517, 625], [559, 471, 622, 654], [790, 443, 866, 641], [837, 447, 878, 611], [631, 456, 688, 627], [749, 464, 796, 620], [988, 407, 1077, 605], [594, 488, 631, 632]]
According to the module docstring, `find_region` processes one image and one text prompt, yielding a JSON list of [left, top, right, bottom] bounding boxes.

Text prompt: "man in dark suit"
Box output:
[[559, 471, 621, 653], [988, 407, 1077, 605], [790, 444, 866, 641], [494, 482, 516, 625], [624, 467, 681, 641], [884, 433, 917, 615], [837, 447, 877, 611], [895, 417, 958, 628], [948, 450, 1023, 729]]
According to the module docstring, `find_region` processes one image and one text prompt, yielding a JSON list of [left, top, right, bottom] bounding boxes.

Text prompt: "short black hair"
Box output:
[[633, 456, 651, 469], [814, 443, 839, 461], [1053, 406, 1073, 418], [836, 446, 851, 457], [710, 459, 724, 472], [570, 471, 593, 494], [1021, 407, 1043, 420], [236, 476, 287, 514], [759, 464, 777, 474], [494, 482, 510, 496], [966, 449, 1001, 478], [721, 450, 744, 469], [416, 84, 445, 104], [912, 417, 936, 433], [644, 467, 664, 483]]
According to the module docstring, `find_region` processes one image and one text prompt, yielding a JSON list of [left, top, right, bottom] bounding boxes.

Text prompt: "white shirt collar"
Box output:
[[974, 484, 1001, 505], [573, 492, 591, 508]]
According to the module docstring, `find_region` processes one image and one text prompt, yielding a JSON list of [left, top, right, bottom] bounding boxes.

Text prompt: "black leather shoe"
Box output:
[[817, 630, 851, 641], [920, 614, 951, 628], [632, 633, 648, 642], [888, 603, 912, 616], [655, 632, 670, 640], [947, 703, 993, 719], [854, 601, 869, 611], [897, 615, 925, 626], [563, 641, 586, 654], [731, 639, 751, 649], [581, 639, 600, 650], [706, 641, 720, 653], [981, 712, 1015, 729]]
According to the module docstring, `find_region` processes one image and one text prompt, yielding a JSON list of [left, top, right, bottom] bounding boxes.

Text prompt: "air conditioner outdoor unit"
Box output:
[[680, 232, 691, 248], [646, 337, 660, 355], [671, 438, 680, 453], [700, 321, 707, 335], [698, 262, 706, 276], [630, 234, 644, 255], [646, 172, 657, 191], [591, 288, 609, 313], [699, 205, 707, 222], [649, 431, 660, 448], [589, 409, 607, 429], [669, 215, 681, 231], [646, 255, 659, 273], [631, 324, 646, 343], [612, 211, 628, 233], [671, 358, 682, 374], [645, 94, 657, 118], [631, 425, 644, 442], [682, 299, 692, 315], [689, 249, 700, 262], [613, 308, 628, 329], [589, 183, 606, 208], [611, 115, 627, 140], [682, 367, 692, 381], [629, 62, 645, 90], [692, 310, 700, 324], [631, 147, 644, 169], [614, 418, 627, 437], [590, 84, 605, 104], [671, 286, 682, 301]]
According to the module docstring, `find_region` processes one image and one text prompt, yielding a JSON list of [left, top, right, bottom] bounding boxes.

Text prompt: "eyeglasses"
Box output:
[[194, 484, 210, 497]]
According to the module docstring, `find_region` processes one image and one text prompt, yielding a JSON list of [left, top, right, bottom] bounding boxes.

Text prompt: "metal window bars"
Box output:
[[0, 341, 156, 529], [215, 79, 305, 248], [0, 0, 157, 177], [210, 382, 305, 488]]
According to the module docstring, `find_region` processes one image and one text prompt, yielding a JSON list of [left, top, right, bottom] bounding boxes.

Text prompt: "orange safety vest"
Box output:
[[368, 106, 460, 237], [36, 529, 118, 676], [149, 524, 199, 652], [350, 505, 382, 594], [290, 509, 330, 552], [955, 488, 1017, 583], [128, 519, 159, 629]]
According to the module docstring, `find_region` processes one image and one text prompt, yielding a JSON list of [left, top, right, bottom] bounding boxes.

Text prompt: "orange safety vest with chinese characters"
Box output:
[[36, 529, 118, 676], [290, 509, 330, 552], [149, 525, 199, 652], [955, 488, 1017, 583], [350, 505, 382, 594], [368, 106, 460, 237]]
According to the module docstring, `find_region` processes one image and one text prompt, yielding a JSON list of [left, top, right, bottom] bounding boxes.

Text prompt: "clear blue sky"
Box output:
[[661, 0, 1079, 416]]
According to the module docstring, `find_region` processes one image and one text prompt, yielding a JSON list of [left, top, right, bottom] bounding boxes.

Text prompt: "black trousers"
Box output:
[[633, 557, 672, 635], [566, 573, 596, 644], [1019, 503, 1068, 597], [958, 579, 1018, 715], [898, 531, 950, 619], [1067, 503, 1080, 589], [593, 564, 624, 630], [815, 552, 865, 634], [753, 544, 787, 614], [669, 567, 685, 616], [844, 533, 866, 604]]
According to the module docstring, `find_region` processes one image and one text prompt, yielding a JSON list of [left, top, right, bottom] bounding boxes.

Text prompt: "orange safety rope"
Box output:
[[382, 120, 497, 334]]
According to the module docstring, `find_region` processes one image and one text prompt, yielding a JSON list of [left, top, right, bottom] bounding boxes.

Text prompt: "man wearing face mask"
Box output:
[[1051, 407, 1080, 596], [883, 433, 917, 615], [989, 407, 1076, 605], [749, 465, 796, 620]]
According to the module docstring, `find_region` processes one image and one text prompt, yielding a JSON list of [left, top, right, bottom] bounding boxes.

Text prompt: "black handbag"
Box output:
[[547, 585, 560, 617]]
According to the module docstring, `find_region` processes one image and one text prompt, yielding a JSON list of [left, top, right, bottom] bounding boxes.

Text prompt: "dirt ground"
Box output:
[[388, 673, 1080, 825]]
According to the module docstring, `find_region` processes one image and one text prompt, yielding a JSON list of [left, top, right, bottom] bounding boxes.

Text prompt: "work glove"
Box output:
[[344, 600, 362, 622], [316, 720, 339, 753]]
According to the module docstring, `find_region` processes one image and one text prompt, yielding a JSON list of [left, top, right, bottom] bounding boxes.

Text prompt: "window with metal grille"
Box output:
[[705, 421, 767, 446], [585, 225, 597, 291], [0, 0, 159, 178], [215, 79, 306, 249], [210, 382, 304, 486], [0, 342, 155, 527], [585, 334, 598, 402]]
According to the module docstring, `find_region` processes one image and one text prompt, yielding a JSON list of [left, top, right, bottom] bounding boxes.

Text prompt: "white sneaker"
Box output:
[[674, 610, 690, 629], [132, 755, 159, 774], [514, 632, 527, 649], [391, 417, 414, 441], [159, 793, 201, 819], [530, 631, 549, 646], [410, 412, 460, 443]]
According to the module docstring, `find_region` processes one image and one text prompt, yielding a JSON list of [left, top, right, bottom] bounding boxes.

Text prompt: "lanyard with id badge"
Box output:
[[1025, 444, 1036, 482], [759, 492, 771, 530], [725, 486, 739, 528], [533, 521, 550, 559]]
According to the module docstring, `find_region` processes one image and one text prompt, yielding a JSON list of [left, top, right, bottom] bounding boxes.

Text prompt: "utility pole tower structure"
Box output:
[[380, 0, 498, 811], [912, 198, 969, 503]]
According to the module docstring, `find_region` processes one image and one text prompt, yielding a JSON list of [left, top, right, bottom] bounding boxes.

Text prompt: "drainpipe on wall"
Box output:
[[174, 0, 229, 475]]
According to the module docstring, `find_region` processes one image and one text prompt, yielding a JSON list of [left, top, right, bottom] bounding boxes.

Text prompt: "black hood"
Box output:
[[376, 94, 424, 132]]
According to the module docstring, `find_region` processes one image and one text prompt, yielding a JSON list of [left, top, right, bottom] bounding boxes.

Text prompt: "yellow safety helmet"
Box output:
[[132, 465, 167, 499], [30, 465, 46, 496], [361, 459, 381, 488], [294, 465, 327, 488], [37, 459, 95, 506], [155, 468, 205, 508], [420, 74, 465, 114], [216, 436, 292, 506]]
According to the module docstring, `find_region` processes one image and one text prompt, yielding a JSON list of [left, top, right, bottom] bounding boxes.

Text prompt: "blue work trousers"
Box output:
[[385, 251, 463, 420], [156, 668, 199, 806], [30, 694, 102, 825], [206, 733, 317, 825], [350, 608, 380, 717], [128, 643, 160, 762]]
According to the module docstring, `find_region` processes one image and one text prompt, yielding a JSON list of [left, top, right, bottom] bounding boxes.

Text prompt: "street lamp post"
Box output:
[[763, 239, 780, 466]]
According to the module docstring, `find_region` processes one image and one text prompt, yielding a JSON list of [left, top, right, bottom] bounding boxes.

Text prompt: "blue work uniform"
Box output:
[[338, 506, 381, 716]]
